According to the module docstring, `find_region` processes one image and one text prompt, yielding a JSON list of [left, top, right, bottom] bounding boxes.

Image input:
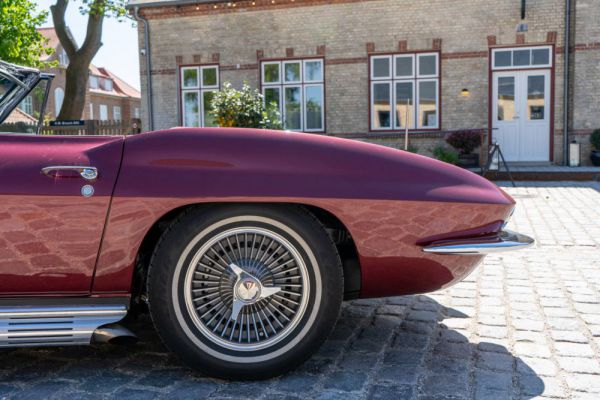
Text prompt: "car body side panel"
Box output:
[[0, 134, 123, 295], [93, 128, 512, 297]]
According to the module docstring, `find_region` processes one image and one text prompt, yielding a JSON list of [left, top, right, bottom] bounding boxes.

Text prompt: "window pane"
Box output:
[[418, 55, 437, 76], [264, 87, 281, 110], [418, 81, 437, 128], [372, 83, 391, 128], [183, 68, 198, 88], [513, 49, 530, 66], [263, 63, 280, 83], [532, 48, 550, 65], [372, 57, 390, 78], [395, 82, 414, 129], [203, 91, 217, 127], [284, 87, 302, 130], [284, 62, 301, 82], [527, 75, 545, 120], [183, 91, 200, 127], [497, 76, 515, 121], [395, 56, 413, 77], [494, 51, 511, 67], [304, 61, 323, 82], [305, 85, 323, 131], [202, 67, 218, 87]]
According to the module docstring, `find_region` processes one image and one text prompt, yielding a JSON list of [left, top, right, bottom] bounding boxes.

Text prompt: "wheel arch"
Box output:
[[130, 202, 361, 311]]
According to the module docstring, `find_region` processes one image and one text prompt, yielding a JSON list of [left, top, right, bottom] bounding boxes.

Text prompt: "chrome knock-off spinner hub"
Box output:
[[235, 278, 261, 303]]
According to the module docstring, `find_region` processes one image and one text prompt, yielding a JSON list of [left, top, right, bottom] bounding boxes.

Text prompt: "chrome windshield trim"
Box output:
[[422, 230, 534, 255]]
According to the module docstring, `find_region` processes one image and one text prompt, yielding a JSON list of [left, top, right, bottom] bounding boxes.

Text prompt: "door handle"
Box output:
[[42, 166, 98, 181]]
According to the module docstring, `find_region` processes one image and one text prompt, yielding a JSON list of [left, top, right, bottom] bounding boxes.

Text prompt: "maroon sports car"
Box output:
[[0, 61, 533, 379]]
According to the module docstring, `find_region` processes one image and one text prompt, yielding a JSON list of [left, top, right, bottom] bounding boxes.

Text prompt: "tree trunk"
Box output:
[[51, 0, 104, 121], [59, 60, 89, 120]]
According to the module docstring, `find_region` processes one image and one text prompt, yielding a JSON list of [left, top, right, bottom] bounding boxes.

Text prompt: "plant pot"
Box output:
[[457, 153, 479, 168], [591, 150, 600, 166]]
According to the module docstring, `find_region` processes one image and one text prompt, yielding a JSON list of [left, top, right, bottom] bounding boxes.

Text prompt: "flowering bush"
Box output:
[[445, 130, 482, 154], [210, 82, 283, 130]]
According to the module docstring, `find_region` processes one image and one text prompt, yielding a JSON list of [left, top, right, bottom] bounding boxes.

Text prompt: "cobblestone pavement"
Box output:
[[1, 182, 599, 400]]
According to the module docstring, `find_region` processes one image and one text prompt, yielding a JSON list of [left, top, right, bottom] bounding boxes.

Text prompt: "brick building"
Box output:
[[36, 28, 141, 122], [128, 0, 599, 165]]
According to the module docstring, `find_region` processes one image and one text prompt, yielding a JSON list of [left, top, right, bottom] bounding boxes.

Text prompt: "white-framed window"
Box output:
[[99, 104, 108, 121], [54, 87, 64, 115], [104, 79, 113, 91], [113, 106, 122, 121], [492, 46, 552, 70], [261, 59, 324, 132], [90, 76, 99, 89], [134, 107, 140, 118], [89, 103, 94, 119], [58, 48, 69, 66], [19, 95, 33, 115], [180, 65, 219, 127], [370, 52, 440, 130]]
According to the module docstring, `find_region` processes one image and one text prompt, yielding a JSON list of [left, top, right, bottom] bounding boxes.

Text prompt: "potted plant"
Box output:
[[445, 130, 482, 168], [590, 129, 600, 166], [432, 145, 459, 165]]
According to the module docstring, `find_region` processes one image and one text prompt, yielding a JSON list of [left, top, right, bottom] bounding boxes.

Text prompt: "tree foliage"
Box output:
[[210, 82, 283, 130], [0, 0, 55, 67], [51, 0, 128, 120]]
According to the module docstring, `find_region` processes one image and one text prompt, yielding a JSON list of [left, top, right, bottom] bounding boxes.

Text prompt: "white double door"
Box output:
[[492, 70, 551, 162]]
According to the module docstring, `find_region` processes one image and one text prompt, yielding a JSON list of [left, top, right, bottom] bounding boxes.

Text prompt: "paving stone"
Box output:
[[554, 342, 595, 357], [322, 371, 367, 392], [164, 380, 219, 399], [476, 351, 513, 371], [367, 384, 414, 400], [422, 373, 469, 397], [556, 356, 600, 373]]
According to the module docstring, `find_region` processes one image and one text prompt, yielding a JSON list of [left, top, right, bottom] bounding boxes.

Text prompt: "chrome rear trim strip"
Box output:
[[0, 300, 128, 348], [422, 230, 535, 255]]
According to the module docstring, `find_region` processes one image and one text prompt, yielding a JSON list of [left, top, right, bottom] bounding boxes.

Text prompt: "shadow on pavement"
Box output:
[[0, 295, 545, 399]]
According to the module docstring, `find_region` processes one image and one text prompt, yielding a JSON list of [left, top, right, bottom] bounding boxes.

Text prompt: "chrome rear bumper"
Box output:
[[423, 230, 534, 255]]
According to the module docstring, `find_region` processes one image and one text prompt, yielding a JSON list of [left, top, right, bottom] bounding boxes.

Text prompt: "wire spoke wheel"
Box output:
[[183, 227, 310, 351]]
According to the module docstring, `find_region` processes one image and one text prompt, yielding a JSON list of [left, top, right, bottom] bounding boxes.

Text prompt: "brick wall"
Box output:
[[136, 0, 597, 164]]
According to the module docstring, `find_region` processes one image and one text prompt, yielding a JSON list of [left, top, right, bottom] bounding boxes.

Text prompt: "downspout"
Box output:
[[562, 0, 571, 165], [133, 7, 154, 131]]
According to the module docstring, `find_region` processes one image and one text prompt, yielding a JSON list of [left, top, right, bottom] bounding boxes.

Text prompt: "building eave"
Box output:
[[126, 0, 228, 9]]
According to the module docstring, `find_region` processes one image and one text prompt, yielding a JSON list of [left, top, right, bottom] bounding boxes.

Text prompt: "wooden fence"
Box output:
[[0, 119, 142, 136]]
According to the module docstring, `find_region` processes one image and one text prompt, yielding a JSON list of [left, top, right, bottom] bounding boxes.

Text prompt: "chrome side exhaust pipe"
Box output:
[[93, 324, 138, 345]]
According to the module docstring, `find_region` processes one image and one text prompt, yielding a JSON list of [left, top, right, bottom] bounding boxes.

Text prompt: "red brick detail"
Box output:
[[220, 63, 259, 71], [193, 54, 202, 63], [212, 53, 220, 62], [398, 40, 408, 52], [546, 31, 557, 44], [286, 47, 294, 57], [366, 42, 375, 53], [573, 42, 600, 51], [432, 38, 442, 50], [141, 68, 176, 76], [325, 57, 368, 65], [256, 49, 264, 60], [441, 51, 487, 60], [175, 55, 183, 65], [316, 45, 326, 56], [487, 35, 497, 46], [516, 33, 525, 44]]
